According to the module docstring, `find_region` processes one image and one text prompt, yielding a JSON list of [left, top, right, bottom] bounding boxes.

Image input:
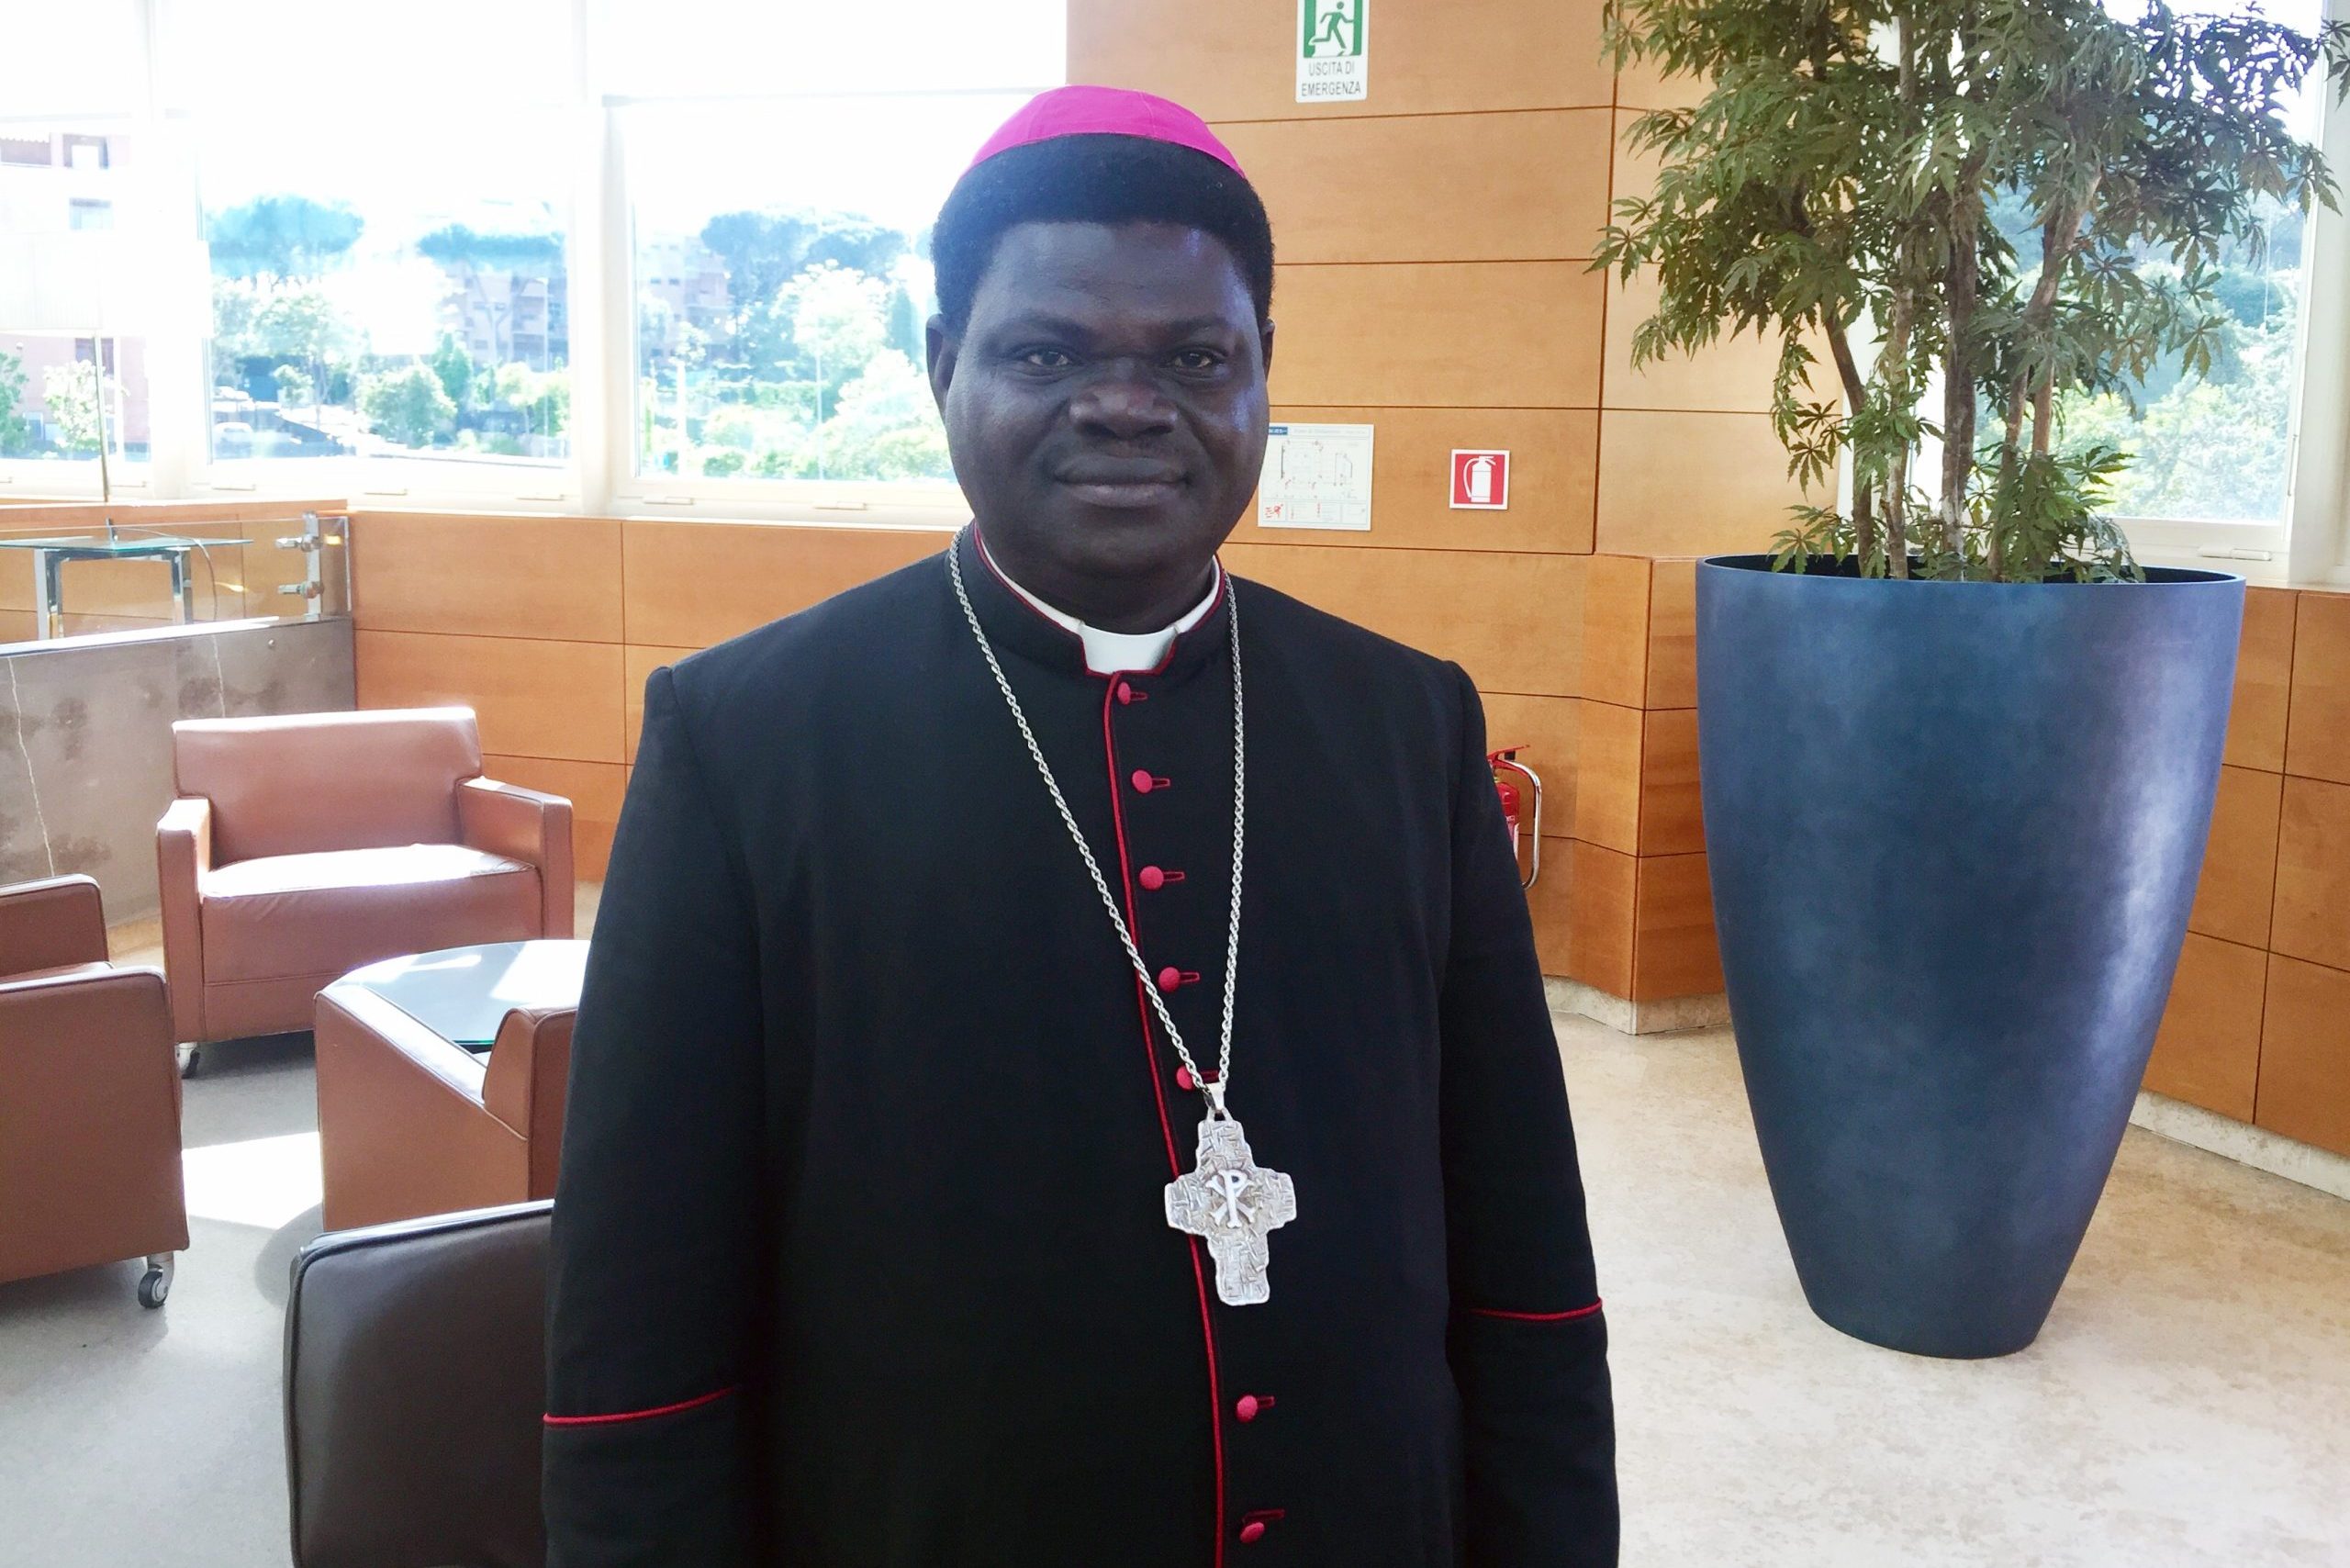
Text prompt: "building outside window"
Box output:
[[0, 1, 152, 479], [0, 125, 151, 468]]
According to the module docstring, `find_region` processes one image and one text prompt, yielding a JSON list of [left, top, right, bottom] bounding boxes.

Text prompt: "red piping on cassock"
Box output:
[[1101, 676, 1229, 1568], [1467, 1300, 1605, 1324]]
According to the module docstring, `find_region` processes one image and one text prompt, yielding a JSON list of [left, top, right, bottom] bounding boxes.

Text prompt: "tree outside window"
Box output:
[[638, 207, 948, 483], [203, 188, 574, 465], [2026, 0, 2328, 529], [625, 95, 1032, 488]]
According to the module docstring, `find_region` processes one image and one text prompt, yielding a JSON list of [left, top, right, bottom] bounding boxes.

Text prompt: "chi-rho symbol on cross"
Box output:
[[1165, 1114, 1298, 1306]]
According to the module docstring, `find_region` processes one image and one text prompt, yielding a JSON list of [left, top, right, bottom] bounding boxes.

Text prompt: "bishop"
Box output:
[[543, 85, 1617, 1568]]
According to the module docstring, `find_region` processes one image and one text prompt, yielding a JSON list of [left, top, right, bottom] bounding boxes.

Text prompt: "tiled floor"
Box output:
[[4, 909, 2347, 1564]]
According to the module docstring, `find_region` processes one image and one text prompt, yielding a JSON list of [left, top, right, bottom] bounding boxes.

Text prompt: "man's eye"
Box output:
[[1170, 350, 1224, 371], [1020, 348, 1075, 368]]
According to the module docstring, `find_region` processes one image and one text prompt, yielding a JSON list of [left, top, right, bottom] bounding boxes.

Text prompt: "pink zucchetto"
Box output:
[[965, 85, 1247, 179]]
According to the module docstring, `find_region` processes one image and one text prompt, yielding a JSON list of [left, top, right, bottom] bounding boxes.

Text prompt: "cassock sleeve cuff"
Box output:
[[544, 1383, 743, 1427], [1465, 1299, 1603, 1324]]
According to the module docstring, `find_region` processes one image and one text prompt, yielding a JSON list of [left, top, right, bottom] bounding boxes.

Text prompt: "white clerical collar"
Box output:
[[979, 533, 1224, 677]]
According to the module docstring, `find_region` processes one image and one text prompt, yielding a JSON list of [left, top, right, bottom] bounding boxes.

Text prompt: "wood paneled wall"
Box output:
[[348, 512, 946, 878], [1076, 0, 1790, 1002], [2148, 586, 2350, 1157]]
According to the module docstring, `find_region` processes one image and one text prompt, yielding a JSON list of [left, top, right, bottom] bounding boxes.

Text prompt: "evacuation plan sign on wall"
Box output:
[[1259, 422, 1374, 531], [1297, 0, 1369, 102]]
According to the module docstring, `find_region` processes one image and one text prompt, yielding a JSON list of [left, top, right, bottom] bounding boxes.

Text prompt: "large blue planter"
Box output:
[[1696, 556, 2242, 1359]]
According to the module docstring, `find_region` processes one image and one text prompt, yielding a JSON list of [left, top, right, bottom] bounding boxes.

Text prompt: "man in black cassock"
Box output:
[[544, 85, 1617, 1567]]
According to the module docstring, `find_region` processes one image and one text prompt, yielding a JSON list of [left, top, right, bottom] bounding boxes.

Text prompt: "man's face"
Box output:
[[928, 220, 1273, 622]]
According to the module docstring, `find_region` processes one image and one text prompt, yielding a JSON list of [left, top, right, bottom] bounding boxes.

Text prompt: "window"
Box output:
[[606, 0, 1062, 502], [0, 123, 151, 472], [162, 0, 576, 477], [2, 0, 1071, 512], [2003, 0, 2332, 565], [0, 332, 148, 465], [621, 95, 1035, 488]]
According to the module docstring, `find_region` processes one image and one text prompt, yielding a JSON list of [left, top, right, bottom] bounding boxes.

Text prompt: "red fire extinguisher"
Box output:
[[1489, 745, 1542, 890]]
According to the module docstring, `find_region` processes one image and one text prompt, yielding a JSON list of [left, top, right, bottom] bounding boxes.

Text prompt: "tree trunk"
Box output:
[[1823, 315, 1875, 565], [2031, 379, 2055, 458], [1881, 228, 1923, 577], [1887, 11, 1917, 581], [1885, 448, 1909, 579], [1941, 181, 1983, 569], [1938, 4, 1992, 575]]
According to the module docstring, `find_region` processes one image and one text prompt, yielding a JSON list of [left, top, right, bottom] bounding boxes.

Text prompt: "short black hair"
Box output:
[[930, 133, 1275, 331]]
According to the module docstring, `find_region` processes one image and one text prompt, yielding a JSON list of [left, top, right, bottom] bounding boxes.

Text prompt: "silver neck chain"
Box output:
[[947, 528, 1247, 1112]]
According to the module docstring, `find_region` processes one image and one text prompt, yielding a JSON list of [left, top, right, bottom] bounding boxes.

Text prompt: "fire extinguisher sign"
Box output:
[[1450, 449, 1510, 510], [1297, 0, 1368, 102]]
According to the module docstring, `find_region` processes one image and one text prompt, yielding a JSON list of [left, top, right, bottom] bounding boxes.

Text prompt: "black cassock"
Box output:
[[544, 527, 1617, 1567]]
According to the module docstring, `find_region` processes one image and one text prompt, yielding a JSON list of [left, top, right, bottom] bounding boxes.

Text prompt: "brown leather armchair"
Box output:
[[157, 707, 573, 1070], [285, 1200, 550, 1568], [313, 982, 575, 1231], [0, 875, 187, 1306]]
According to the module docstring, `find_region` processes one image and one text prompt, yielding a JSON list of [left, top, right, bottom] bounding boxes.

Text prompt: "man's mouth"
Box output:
[[1055, 461, 1187, 509]]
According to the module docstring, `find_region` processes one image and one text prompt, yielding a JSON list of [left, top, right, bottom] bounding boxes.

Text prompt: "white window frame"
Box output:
[[2285, 0, 2350, 586], [9, 2, 2348, 559], [2119, 0, 2350, 586], [178, 0, 592, 513]]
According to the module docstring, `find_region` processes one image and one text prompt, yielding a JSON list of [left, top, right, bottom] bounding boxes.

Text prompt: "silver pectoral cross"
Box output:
[[1163, 1093, 1297, 1306]]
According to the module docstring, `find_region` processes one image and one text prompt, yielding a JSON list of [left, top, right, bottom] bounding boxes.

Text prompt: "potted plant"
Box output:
[[1596, 0, 2348, 1358]]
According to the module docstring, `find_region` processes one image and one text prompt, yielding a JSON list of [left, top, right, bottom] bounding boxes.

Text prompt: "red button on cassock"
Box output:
[[1175, 1066, 1195, 1092], [1138, 865, 1166, 890], [1236, 1394, 1259, 1422], [1157, 967, 1182, 992], [1116, 681, 1136, 705], [1130, 769, 1157, 794], [1238, 1522, 1268, 1544]]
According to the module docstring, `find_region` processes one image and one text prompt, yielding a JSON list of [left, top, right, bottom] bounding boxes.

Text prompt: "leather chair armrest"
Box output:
[[155, 797, 212, 1043], [0, 873, 110, 977], [318, 984, 490, 1108], [314, 986, 525, 1231], [456, 777, 574, 938], [0, 959, 173, 1027], [479, 1007, 576, 1197]]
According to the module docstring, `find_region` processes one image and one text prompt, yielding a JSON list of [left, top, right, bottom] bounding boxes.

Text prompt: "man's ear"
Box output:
[[926, 315, 957, 412], [1259, 318, 1276, 377]]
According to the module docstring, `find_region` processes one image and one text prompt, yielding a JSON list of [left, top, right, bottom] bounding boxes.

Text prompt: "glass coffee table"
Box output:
[[334, 939, 588, 1056]]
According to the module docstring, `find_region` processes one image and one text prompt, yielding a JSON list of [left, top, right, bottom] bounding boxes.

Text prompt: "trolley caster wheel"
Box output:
[[137, 1268, 170, 1309], [177, 1044, 202, 1079]]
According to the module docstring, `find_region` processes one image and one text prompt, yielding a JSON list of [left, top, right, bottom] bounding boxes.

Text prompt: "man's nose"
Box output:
[[1069, 364, 1180, 440]]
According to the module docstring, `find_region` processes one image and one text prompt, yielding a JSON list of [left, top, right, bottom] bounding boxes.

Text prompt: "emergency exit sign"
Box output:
[[1297, 0, 1369, 102]]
